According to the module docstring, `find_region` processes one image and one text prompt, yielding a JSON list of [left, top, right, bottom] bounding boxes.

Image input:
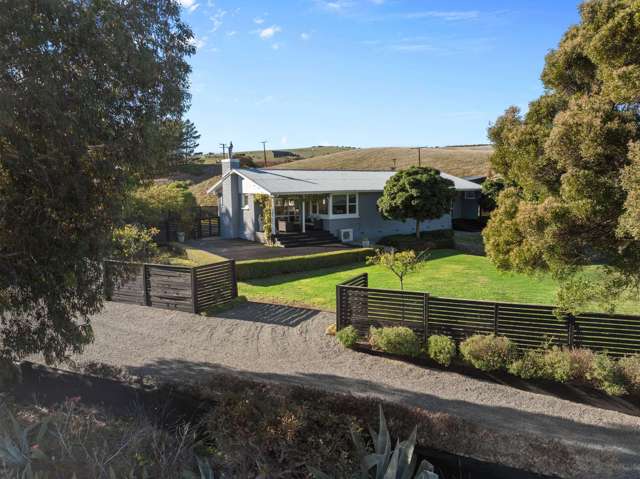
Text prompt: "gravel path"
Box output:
[[59, 302, 640, 478]]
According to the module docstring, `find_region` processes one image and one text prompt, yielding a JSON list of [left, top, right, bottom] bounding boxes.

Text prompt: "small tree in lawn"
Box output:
[[367, 249, 427, 291], [377, 167, 456, 239]]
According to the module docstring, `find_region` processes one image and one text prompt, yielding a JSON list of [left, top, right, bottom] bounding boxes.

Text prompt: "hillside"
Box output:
[[269, 145, 493, 178], [198, 145, 355, 168]]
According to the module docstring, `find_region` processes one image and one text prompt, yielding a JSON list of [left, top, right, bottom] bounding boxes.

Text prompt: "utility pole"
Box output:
[[411, 146, 428, 167], [260, 140, 268, 167], [219, 143, 227, 159]]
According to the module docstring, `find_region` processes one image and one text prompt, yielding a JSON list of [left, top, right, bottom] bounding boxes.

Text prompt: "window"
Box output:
[[332, 193, 357, 216], [318, 196, 329, 215], [241, 193, 250, 209], [464, 191, 477, 200]]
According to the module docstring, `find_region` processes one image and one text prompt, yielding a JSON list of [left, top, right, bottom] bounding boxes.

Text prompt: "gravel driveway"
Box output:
[[60, 301, 640, 478]]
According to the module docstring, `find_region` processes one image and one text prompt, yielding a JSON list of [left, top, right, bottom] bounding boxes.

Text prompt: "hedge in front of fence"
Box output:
[[236, 248, 375, 281], [377, 229, 454, 251]]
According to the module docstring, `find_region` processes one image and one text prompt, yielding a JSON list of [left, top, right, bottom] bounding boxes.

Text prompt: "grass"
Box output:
[[156, 243, 225, 267], [269, 145, 492, 178], [239, 249, 640, 314]]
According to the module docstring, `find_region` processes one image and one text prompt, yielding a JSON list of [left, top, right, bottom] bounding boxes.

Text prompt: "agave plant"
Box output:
[[311, 405, 439, 479], [0, 405, 48, 473]]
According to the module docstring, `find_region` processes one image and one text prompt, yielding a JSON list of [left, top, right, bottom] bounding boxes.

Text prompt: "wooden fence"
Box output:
[[105, 259, 236, 313], [336, 273, 640, 357], [155, 206, 220, 244]]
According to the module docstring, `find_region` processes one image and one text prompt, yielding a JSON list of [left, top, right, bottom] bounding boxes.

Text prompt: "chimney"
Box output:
[[221, 157, 240, 176]]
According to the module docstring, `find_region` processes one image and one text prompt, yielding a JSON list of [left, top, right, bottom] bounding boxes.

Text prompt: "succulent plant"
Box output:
[[0, 405, 48, 472], [310, 405, 439, 479]]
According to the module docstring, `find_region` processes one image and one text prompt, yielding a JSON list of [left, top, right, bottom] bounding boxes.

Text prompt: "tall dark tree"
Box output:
[[0, 0, 194, 362], [483, 0, 640, 312], [166, 119, 201, 168], [377, 167, 456, 238]]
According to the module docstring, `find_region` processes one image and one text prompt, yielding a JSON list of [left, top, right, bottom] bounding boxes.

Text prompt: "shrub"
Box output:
[[508, 349, 547, 380], [378, 230, 454, 251], [236, 248, 375, 280], [618, 354, 640, 394], [427, 335, 456, 366], [541, 347, 577, 383], [336, 326, 359, 348], [124, 181, 197, 232], [459, 334, 516, 371], [111, 224, 159, 262], [589, 352, 627, 396], [369, 327, 422, 357]]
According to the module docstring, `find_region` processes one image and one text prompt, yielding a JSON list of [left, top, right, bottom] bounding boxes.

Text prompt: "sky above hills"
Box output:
[[180, 0, 581, 154]]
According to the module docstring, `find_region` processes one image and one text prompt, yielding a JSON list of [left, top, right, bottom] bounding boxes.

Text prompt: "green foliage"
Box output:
[[479, 176, 506, 212], [311, 405, 438, 479], [589, 352, 627, 396], [540, 347, 593, 383], [427, 335, 456, 366], [377, 167, 457, 238], [0, 406, 48, 473], [618, 354, 640, 395], [125, 182, 198, 233], [336, 325, 359, 349], [378, 230, 454, 251], [369, 327, 422, 357], [236, 248, 374, 280], [484, 0, 640, 312], [254, 194, 273, 244], [459, 334, 516, 371], [508, 349, 548, 380], [367, 249, 427, 290], [0, 0, 193, 363], [111, 225, 159, 263]]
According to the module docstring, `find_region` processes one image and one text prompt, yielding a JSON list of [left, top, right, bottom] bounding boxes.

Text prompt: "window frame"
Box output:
[[241, 193, 250, 210], [329, 192, 359, 219]]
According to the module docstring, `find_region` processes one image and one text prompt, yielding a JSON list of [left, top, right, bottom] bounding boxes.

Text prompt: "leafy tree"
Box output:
[[367, 249, 427, 290], [0, 1, 194, 363], [111, 225, 159, 263], [124, 182, 198, 233], [483, 0, 640, 312], [377, 167, 456, 238], [166, 119, 202, 169]]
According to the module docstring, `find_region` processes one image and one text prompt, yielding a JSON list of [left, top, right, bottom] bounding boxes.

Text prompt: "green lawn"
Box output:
[[239, 249, 640, 314]]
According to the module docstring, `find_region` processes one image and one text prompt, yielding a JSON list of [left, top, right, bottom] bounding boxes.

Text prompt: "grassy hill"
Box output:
[[198, 145, 355, 168], [269, 145, 493, 178]]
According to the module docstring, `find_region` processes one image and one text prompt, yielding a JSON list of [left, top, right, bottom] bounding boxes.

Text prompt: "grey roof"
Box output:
[[211, 168, 482, 195]]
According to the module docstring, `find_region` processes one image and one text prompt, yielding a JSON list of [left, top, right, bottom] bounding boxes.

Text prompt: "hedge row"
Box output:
[[377, 229, 454, 251], [236, 248, 375, 280]]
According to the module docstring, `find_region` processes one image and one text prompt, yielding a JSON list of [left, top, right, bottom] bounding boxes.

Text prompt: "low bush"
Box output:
[[459, 334, 516, 371], [589, 352, 627, 396], [377, 230, 454, 251], [508, 349, 547, 380], [111, 224, 159, 262], [618, 354, 640, 394], [369, 326, 422, 357], [427, 335, 456, 366], [336, 325, 359, 348], [508, 347, 595, 383], [236, 248, 375, 280]]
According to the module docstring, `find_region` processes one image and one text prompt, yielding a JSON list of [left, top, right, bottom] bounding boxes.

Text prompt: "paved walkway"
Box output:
[[60, 302, 640, 479], [186, 236, 353, 261]]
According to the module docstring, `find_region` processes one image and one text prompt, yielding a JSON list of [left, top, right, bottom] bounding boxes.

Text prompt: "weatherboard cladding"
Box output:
[[217, 168, 482, 195]]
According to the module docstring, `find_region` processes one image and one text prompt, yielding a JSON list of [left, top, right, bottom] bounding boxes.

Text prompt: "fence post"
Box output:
[[363, 272, 369, 288], [567, 314, 575, 349], [190, 266, 198, 313], [143, 264, 150, 306], [230, 260, 238, 298], [493, 303, 499, 335], [423, 293, 429, 345], [336, 285, 343, 330]]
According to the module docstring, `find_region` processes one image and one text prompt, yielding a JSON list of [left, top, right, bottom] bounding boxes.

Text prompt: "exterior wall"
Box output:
[[452, 192, 479, 220], [239, 194, 259, 241], [323, 192, 451, 243], [220, 159, 241, 238]]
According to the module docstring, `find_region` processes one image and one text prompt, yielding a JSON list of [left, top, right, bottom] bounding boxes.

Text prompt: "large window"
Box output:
[[332, 193, 357, 216]]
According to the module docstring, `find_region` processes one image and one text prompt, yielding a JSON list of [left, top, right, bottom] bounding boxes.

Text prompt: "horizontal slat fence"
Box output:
[[106, 259, 236, 313], [336, 275, 640, 357]]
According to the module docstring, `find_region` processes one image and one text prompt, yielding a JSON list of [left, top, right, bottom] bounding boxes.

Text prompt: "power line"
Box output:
[[411, 146, 428, 167], [219, 143, 227, 159]]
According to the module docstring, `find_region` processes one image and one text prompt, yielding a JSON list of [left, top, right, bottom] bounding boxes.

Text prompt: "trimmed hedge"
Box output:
[[377, 229, 454, 251], [236, 248, 375, 280]]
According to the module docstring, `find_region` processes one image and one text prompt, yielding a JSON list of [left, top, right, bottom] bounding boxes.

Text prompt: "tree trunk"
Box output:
[[415, 220, 421, 239]]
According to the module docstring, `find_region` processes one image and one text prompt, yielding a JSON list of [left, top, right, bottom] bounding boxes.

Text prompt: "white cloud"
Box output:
[[404, 10, 479, 21], [370, 0, 384, 4], [314, 0, 355, 13], [281, 136, 288, 145], [179, 0, 200, 13], [271, 42, 282, 50], [188, 35, 207, 50], [254, 17, 265, 24], [256, 95, 274, 105], [226, 30, 237, 37], [210, 9, 226, 32], [259, 25, 281, 39], [300, 32, 311, 41]]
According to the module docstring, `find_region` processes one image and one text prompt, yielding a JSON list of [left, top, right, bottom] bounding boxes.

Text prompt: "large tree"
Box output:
[[0, 0, 194, 363], [378, 166, 456, 238], [484, 0, 640, 312]]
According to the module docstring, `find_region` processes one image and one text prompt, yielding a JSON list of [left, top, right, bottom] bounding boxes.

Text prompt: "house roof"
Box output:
[[208, 168, 482, 195]]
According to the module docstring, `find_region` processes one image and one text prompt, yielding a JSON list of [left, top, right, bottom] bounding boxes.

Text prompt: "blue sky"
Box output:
[[179, 0, 581, 154]]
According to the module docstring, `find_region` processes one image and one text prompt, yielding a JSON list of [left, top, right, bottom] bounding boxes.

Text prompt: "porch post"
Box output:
[[271, 195, 276, 235], [301, 198, 306, 233]]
